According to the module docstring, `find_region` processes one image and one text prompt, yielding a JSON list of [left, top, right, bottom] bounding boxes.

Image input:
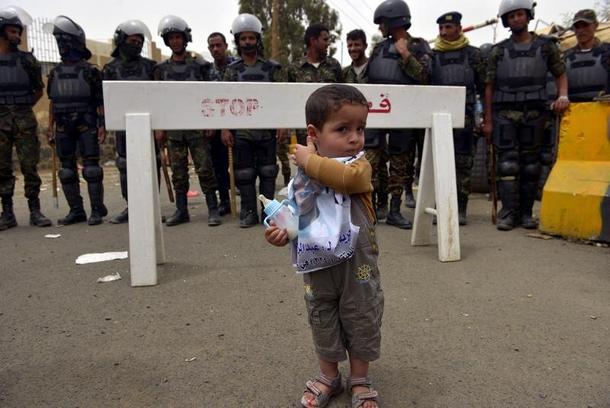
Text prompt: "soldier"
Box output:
[[285, 23, 342, 145], [367, 0, 430, 229], [45, 16, 107, 226], [154, 15, 221, 227], [102, 20, 158, 224], [206, 32, 234, 215], [342, 29, 368, 84], [430, 12, 486, 225], [0, 6, 52, 231], [483, 0, 569, 231], [221, 13, 283, 227], [564, 9, 610, 101]]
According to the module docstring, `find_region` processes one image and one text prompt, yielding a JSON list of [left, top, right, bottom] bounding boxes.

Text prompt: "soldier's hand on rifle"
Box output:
[[155, 130, 167, 144], [221, 129, 234, 147], [46, 126, 55, 145], [97, 125, 106, 144], [482, 118, 493, 142]]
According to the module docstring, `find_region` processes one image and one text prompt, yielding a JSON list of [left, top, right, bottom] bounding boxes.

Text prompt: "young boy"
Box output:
[[265, 84, 383, 408]]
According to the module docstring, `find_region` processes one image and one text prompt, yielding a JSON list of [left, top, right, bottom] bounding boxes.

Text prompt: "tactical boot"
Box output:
[[58, 183, 87, 226], [0, 197, 17, 230], [520, 180, 539, 230], [458, 198, 468, 226], [239, 209, 259, 228], [520, 214, 538, 229], [375, 190, 388, 220], [166, 193, 190, 226], [496, 208, 517, 231], [218, 189, 231, 216], [205, 192, 222, 226], [109, 207, 129, 224], [87, 181, 108, 225], [386, 196, 412, 229], [28, 198, 52, 227], [404, 184, 416, 209], [58, 208, 87, 225]]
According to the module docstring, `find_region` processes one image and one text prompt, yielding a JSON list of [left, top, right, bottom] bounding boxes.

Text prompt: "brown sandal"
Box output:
[[347, 376, 380, 408], [300, 372, 344, 408]]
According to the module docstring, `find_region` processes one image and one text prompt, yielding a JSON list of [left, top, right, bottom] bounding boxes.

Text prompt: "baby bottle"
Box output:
[[259, 195, 298, 240]]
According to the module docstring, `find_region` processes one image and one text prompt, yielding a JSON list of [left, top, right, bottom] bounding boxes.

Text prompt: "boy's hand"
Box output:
[[264, 224, 289, 247], [292, 136, 316, 168]]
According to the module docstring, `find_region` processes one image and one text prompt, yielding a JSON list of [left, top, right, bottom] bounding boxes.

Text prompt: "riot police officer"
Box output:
[[45, 16, 108, 226], [367, 0, 430, 229], [222, 14, 283, 227], [102, 20, 158, 224], [483, 0, 569, 231], [430, 12, 486, 225], [0, 6, 51, 230], [154, 15, 221, 227], [564, 9, 609, 101]]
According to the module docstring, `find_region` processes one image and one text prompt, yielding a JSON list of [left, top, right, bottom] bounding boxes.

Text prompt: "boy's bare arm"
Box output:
[[304, 154, 372, 195]]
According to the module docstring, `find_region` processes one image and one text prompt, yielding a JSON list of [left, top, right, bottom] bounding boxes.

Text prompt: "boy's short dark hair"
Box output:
[[306, 84, 369, 129], [346, 29, 367, 44], [304, 23, 329, 47], [207, 32, 227, 44]]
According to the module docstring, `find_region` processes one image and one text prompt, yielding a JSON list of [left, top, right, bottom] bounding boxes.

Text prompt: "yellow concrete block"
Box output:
[[540, 102, 610, 242]]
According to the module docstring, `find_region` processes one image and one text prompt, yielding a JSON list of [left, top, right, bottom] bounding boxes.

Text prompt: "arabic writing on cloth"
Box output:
[[288, 152, 363, 273]]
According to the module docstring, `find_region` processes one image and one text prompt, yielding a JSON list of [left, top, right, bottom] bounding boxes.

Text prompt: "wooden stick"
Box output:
[[228, 146, 237, 218], [158, 143, 174, 203]]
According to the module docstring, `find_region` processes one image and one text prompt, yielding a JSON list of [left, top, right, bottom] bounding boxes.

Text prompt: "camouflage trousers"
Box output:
[[277, 136, 290, 178], [455, 154, 474, 203], [0, 105, 41, 200], [453, 113, 476, 204], [365, 147, 408, 196], [167, 130, 217, 195]]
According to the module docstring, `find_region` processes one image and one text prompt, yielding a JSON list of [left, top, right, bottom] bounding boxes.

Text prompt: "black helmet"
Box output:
[[43, 15, 92, 60], [479, 43, 494, 60], [157, 15, 192, 47], [0, 6, 32, 39], [374, 0, 411, 31]]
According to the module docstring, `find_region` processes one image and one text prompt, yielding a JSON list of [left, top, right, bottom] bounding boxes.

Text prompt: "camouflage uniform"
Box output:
[[430, 44, 486, 221], [366, 34, 430, 224], [486, 33, 565, 229], [341, 63, 368, 84], [208, 56, 235, 212], [285, 56, 342, 144], [153, 54, 217, 197], [0, 51, 43, 204]]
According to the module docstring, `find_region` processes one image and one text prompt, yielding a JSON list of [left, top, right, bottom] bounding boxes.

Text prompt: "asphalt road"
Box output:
[[1, 168, 608, 407]]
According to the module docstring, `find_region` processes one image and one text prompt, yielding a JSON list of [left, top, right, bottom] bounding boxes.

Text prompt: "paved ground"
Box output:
[[0, 168, 608, 407]]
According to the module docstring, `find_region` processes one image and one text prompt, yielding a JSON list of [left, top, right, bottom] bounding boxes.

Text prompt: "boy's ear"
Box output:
[[306, 124, 319, 146]]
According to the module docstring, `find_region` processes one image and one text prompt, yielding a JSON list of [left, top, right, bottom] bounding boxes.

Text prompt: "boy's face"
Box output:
[[308, 103, 368, 158]]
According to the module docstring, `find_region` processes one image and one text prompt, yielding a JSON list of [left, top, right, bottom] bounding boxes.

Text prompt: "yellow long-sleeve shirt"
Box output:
[[304, 153, 375, 223]]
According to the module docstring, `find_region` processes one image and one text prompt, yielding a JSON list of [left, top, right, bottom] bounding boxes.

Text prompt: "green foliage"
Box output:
[[238, 0, 341, 64]]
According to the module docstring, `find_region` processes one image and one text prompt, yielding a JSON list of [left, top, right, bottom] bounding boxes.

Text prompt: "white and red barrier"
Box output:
[[104, 81, 465, 286]]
